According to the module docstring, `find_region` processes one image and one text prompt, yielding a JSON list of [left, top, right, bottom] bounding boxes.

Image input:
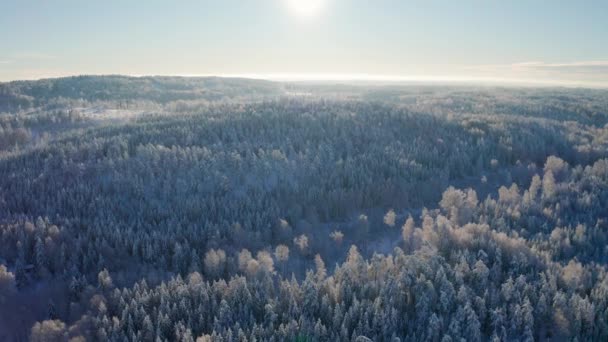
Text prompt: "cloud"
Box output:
[[0, 68, 72, 82], [512, 60, 608, 74], [13, 52, 56, 60], [513, 60, 608, 68], [0, 53, 55, 68], [465, 60, 608, 72], [461, 60, 608, 88]]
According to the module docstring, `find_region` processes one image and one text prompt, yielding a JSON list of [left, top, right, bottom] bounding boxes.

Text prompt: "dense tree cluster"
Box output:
[[0, 76, 607, 340], [44, 157, 608, 341]]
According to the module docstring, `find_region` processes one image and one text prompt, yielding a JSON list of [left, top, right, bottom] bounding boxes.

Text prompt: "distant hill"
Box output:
[[0, 75, 284, 112], [4, 75, 608, 126]]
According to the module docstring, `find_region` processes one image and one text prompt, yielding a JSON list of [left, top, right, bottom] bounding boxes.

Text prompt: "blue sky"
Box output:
[[1, 0, 607, 86]]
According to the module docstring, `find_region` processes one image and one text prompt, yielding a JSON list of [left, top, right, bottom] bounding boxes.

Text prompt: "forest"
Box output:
[[1, 76, 608, 341]]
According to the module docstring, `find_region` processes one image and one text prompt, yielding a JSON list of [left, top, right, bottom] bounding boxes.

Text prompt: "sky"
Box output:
[[1, 0, 608, 86]]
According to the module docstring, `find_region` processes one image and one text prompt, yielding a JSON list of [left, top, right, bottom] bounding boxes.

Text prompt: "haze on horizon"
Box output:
[[1, 0, 608, 87]]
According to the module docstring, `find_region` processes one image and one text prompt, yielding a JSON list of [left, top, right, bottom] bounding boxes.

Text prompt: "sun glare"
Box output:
[[285, 0, 326, 17]]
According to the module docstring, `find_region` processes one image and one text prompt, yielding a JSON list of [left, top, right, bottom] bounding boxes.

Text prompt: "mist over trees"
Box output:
[[0, 76, 607, 341]]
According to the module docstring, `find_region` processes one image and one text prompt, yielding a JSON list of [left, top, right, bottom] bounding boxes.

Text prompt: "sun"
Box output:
[[285, 0, 326, 17]]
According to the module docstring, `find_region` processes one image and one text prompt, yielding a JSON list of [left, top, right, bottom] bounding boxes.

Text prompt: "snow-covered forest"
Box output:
[[1, 76, 608, 341]]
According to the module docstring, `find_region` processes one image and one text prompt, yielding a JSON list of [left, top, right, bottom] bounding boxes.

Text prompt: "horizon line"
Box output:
[[2, 72, 608, 89]]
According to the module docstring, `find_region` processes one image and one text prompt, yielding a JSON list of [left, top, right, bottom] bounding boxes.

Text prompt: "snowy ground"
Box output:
[[76, 106, 148, 122]]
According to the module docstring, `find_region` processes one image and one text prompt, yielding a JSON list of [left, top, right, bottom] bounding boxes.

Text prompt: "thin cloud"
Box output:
[[11, 52, 57, 60], [513, 60, 608, 68], [460, 60, 608, 88], [464, 60, 608, 72], [513, 60, 608, 86], [0, 68, 70, 82]]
